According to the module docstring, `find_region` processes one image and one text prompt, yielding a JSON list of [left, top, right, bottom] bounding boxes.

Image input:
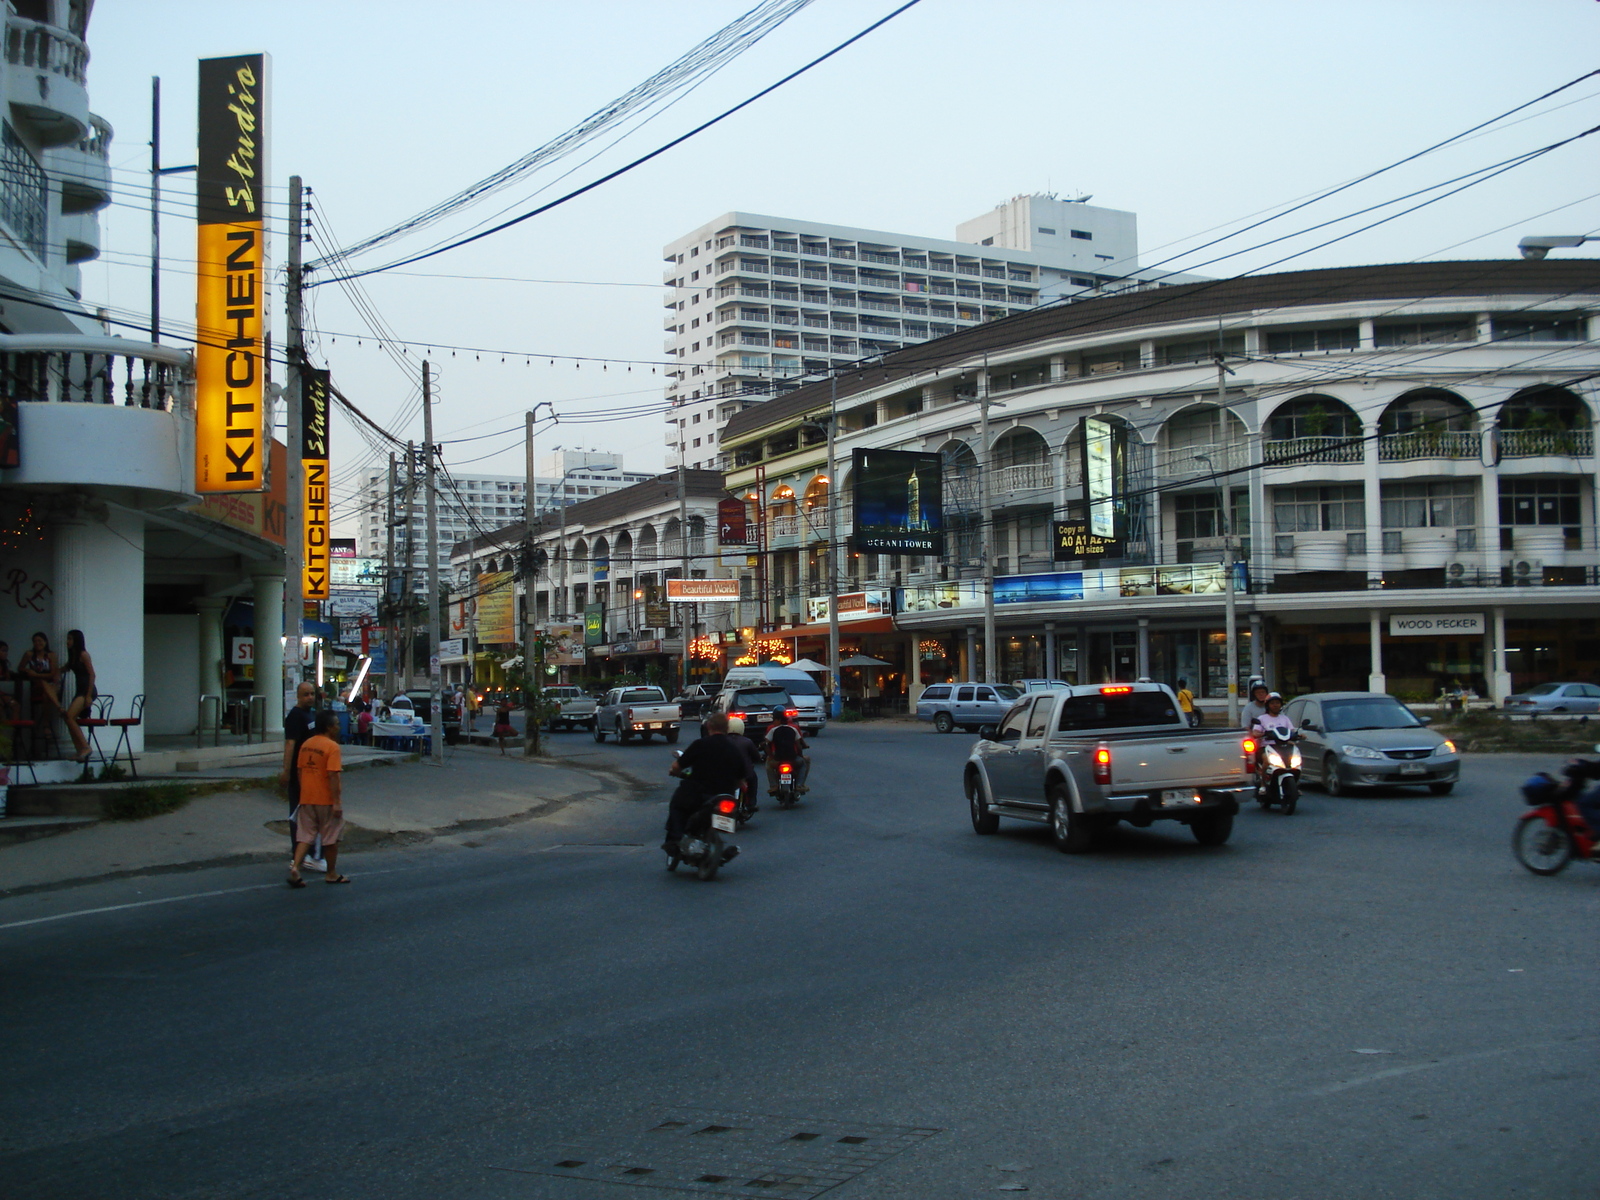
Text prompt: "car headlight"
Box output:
[[1341, 744, 1386, 760], [1434, 740, 1457, 756]]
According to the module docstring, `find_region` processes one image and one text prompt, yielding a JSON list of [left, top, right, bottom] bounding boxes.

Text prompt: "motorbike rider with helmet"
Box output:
[[724, 715, 762, 814], [1249, 692, 1295, 793], [765, 706, 810, 795], [662, 712, 748, 853], [1240, 680, 1273, 729]]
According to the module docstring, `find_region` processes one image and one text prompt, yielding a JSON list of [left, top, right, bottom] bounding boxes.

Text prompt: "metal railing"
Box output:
[[1377, 430, 1480, 461], [1497, 428, 1593, 458], [197, 694, 223, 747], [1262, 436, 1364, 464]]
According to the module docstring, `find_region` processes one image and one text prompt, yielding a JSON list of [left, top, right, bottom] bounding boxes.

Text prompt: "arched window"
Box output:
[[991, 426, 1049, 469], [1264, 395, 1363, 463], [1497, 386, 1592, 458], [1379, 389, 1475, 434]]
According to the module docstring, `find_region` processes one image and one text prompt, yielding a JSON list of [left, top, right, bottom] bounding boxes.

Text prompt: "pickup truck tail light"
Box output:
[[1092, 745, 1112, 785], [1241, 737, 1257, 773], [625, 708, 635, 723]]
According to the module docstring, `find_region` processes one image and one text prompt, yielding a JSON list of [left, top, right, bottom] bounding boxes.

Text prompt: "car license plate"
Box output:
[[1161, 789, 1194, 805], [1400, 763, 1426, 775], [712, 814, 736, 833]]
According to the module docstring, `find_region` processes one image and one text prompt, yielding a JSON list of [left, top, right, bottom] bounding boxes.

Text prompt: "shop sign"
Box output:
[[717, 497, 748, 544], [898, 564, 1247, 612], [1053, 520, 1123, 561], [592, 556, 609, 582], [583, 603, 604, 645], [439, 638, 465, 658], [476, 571, 516, 643], [804, 590, 891, 622], [667, 578, 740, 601], [1389, 612, 1485, 637], [301, 369, 331, 600], [331, 556, 382, 587], [543, 622, 585, 666], [326, 592, 377, 618]]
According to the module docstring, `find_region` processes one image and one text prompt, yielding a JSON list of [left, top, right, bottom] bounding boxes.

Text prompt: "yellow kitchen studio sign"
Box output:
[[195, 53, 269, 494], [302, 370, 331, 600]]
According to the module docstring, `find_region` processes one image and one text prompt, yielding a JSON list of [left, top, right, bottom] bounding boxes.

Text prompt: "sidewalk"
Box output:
[[0, 743, 616, 895]]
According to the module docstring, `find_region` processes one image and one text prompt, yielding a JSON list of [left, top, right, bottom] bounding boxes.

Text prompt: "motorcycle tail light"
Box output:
[[715, 797, 738, 815], [780, 762, 792, 774]]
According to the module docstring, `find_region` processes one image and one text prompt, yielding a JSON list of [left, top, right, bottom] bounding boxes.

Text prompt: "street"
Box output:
[[2, 724, 1597, 1199]]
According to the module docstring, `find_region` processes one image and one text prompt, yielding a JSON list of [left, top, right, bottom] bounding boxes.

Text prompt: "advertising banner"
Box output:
[[301, 369, 331, 599], [851, 448, 943, 555], [331, 556, 382, 587], [439, 638, 465, 659], [190, 439, 287, 546], [583, 604, 604, 646], [717, 497, 748, 545], [543, 622, 585, 666], [475, 571, 516, 643], [667, 578, 740, 601], [898, 579, 987, 612], [195, 53, 269, 494], [1080, 417, 1126, 540], [1053, 520, 1123, 561], [899, 564, 1247, 612], [804, 590, 891, 622], [326, 592, 377, 618]]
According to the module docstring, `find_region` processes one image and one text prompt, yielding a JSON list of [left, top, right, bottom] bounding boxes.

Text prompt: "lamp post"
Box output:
[[1194, 450, 1239, 726], [1517, 235, 1592, 260]]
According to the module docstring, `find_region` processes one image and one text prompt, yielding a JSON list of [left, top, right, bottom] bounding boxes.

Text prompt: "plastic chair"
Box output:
[[79, 693, 113, 764], [108, 694, 145, 779]]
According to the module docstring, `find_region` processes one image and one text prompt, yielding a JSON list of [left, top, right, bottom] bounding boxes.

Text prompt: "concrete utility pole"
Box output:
[[282, 175, 305, 702], [1214, 352, 1240, 726], [978, 361, 996, 684], [522, 408, 541, 759], [826, 374, 841, 716], [677, 461, 690, 692], [422, 363, 443, 763], [384, 451, 398, 699], [402, 440, 417, 691]]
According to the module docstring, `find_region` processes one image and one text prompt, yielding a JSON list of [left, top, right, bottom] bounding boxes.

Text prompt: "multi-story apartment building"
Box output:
[[716, 260, 1600, 712], [660, 194, 1204, 469], [354, 453, 652, 590]]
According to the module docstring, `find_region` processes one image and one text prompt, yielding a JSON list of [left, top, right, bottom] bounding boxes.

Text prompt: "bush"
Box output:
[[836, 708, 864, 723], [105, 782, 192, 821]]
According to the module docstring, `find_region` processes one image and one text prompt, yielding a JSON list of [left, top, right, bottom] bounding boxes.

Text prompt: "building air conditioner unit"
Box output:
[[1511, 559, 1543, 585], [1443, 561, 1473, 586]]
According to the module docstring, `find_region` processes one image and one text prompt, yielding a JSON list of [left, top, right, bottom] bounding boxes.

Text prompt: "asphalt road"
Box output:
[[2, 724, 1597, 1200]]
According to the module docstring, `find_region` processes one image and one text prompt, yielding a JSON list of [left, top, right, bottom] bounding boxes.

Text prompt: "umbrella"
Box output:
[[839, 653, 891, 668], [783, 657, 830, 673]]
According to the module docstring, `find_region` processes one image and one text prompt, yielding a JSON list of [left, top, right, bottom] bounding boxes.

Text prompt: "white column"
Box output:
[[1368, 608, 1386, 694], [195, 597, 226, 704], [1491, 606, 1511, 702], [53, 507, 146, 751], [253, 572, 285, 737], [1136, 617, 1150, 679], [1363, 419, 1383, 587], [965, 626, 977, 682], [1044, 621, 1056, 679], [906, 630, 924, 713]]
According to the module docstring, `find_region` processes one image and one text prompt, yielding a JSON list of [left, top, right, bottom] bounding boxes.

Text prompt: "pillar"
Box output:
[[253, 571, 286, 737], [1368, 608, 1386, 694], [1249, 612, 1264, 682], [1044, 621, 1057, 681], [906, 630, 924, 713], [965, 626, 977, 683], [53, 504, 145, 751], [1363, 417, 1383, 588], [195, 597, 226, 706], [1491, 605, 1511, 702], [1136, 618, 1150, 680]]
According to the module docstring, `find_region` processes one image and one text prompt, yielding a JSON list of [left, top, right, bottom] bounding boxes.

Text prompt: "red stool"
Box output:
[[79, 693, 113, 765], [108, 694, 145, 779]]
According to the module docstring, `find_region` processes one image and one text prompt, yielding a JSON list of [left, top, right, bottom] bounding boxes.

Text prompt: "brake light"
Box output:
[[715, 797, 738, 815], [731, 711, 745, 720], [780, 762, 792, 774], [1241, 737, 1257, 773], [625, 708, 634, 722], [1101, 685, 1133, 695], [1093, 745, 1112, 785], [786, 709, 798, 719], [1242, 737, 1257, 755]]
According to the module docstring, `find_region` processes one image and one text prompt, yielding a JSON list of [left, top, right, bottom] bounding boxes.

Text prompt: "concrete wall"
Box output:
[[144, 614, 199, 736]]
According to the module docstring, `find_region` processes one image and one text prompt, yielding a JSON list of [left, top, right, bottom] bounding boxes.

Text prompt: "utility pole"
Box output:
[[1217, 352, 1240, 725], [677, 460, 690, 692], [282, 175, 305, 700], [402, 440, 417, 692], [826, 373, 841, 716], [522, 408, 542, 758], [149, 78, 160, 342], [422, 363, 443, 763], [384, 451, 398, 699], [978, 359, 996, 684]]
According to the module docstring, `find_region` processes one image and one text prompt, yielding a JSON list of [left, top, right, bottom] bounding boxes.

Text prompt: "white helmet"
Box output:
[[726, 716, 745, 736]]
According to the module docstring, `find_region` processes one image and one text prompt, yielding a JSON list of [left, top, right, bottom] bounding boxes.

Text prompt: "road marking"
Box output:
[[0, 865, 418, 931]]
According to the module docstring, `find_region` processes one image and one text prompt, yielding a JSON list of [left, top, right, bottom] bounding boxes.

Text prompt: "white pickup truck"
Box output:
[[965, 682, 1254, 852], [594, 686, 682, 744], [543, 685, 598, 732]]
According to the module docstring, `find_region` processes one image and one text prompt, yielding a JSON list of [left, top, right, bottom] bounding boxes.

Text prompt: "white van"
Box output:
[[720, 665, 829, 734]]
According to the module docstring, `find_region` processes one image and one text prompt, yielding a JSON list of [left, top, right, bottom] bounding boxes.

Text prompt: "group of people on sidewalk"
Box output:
[[281, 683, 350, 888], [0, 629, 100, 761]]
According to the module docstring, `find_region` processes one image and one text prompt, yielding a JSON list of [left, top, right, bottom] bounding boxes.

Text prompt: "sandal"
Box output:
[[326, 874, 351, 884], [287, 871, 306, 888]]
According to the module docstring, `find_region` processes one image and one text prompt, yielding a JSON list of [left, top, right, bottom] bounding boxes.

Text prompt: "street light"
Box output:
[[1193, 451, 1240, 726], [1518, 235, 1592, 260]]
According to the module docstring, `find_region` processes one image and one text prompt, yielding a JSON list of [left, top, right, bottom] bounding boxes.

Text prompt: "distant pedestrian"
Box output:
[[492, 699, 515, 755], [280, 682, 326, 873], [465, 686, 480, 732], [289, 710, 349, 887], [1176, 678, 1199, 728]]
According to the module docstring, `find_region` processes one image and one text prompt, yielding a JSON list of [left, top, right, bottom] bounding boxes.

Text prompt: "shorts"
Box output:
[[294, 803, 344, 846]]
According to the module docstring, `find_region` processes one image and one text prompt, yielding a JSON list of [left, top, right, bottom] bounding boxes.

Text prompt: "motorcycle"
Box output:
[[666, 791, 742, 881], [1252, 726, 1302, 814], [1512, 753, 1600, 876], [775, 759, 800, 809]]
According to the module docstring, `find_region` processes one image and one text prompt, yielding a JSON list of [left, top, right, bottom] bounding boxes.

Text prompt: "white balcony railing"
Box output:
[[1154, 441, 1249, 477], [0, 335, 190, 411], [769, 515, 801, 539], [1497, 428, 1593, 458], [1377, 430, 1480, 461], [990, 463, 1054, 494], [1262, 436, 1364, 465]]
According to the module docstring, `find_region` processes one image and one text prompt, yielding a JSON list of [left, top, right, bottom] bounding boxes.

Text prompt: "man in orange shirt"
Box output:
[[289, 710, 350, 887]]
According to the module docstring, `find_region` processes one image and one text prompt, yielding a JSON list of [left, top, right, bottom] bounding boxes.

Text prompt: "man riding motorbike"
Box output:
[[663, 712, 748, 853], [1240, 680, 1272, 729], [765, 706, 810, 795], [725, 715, 762, 815]]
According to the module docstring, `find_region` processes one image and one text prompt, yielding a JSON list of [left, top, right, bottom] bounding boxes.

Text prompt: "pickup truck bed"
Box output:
[[966, 683, 1253, 852]]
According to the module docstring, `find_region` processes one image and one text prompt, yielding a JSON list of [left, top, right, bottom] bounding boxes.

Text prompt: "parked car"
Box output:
[[1282, 692, 1459, 796], [966, 682, 1253, 850], [594, 686, 682, 744], [543, 685, 598, 731], [1012, 678, 1071, 694], [1501, 682, 1600, 714], [917, 682, 1022, 733], [722, 665, 828, 734]]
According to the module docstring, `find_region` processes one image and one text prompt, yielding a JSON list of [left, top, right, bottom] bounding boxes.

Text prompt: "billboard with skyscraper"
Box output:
[[851, 448, 944, 556]]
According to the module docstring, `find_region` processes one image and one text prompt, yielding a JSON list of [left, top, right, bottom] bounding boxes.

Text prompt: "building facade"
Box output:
[[719, 260, 1600, 712], [660, 195, 1205, 470]]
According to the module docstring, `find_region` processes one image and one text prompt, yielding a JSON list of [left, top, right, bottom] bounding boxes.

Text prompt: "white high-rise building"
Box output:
[[660, 194, 1203, 467]]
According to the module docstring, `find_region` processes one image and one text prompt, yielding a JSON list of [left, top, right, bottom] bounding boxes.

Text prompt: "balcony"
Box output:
[[5, 15, 89, 146], [1377, 431, 1480, 461], [1497, 428, 1593, 458], [51, 112, 111, 213], [1262, 436, 1363, 465], [768, 515, 801, 541], [59, 208, 98, 262], [1155, 442, 1249, 478], [990, 463, 1054, 495]]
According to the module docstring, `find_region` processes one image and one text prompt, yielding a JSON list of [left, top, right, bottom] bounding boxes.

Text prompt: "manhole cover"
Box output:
[[491, 1109, 940, 1197]]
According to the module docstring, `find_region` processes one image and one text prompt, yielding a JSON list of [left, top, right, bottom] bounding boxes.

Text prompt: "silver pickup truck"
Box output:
[[594, 686, 682, 745], [543, 685, 598, 732], [965, 682, 1254, 852]]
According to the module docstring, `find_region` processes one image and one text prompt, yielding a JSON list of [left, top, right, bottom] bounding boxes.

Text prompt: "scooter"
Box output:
[[775, 759, 800, 809], [1512, 752, 1600, 876], [1253, 727, 1302, 814]]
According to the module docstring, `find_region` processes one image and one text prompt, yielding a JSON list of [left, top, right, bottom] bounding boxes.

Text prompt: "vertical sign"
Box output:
[[302, 369, 330, 599], [195, 53, 269, 493], [1081, 416, 1123, 540]]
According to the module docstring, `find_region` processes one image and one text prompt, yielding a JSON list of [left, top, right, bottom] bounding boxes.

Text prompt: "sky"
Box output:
[[80, 0, 1600, 533]]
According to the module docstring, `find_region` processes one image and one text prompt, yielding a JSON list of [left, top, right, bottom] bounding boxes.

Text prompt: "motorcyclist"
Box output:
[[662, 712, 748, 853], [1558, 754, 1600, 839], [725, 716, 762, 814], [1249, 692, 1295, 793], [1240, 680, 1272, 729], [765, 706, 810, 795]]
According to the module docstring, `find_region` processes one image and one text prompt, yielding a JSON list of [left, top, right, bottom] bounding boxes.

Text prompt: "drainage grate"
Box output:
[[490, 1109, 940, 1197]]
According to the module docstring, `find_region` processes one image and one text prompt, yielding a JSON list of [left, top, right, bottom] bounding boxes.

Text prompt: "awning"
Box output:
[[770, 616, 896, 641]]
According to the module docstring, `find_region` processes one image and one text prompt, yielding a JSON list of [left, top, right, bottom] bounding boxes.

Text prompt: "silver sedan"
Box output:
[[1502, 682, 1600, 714]]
